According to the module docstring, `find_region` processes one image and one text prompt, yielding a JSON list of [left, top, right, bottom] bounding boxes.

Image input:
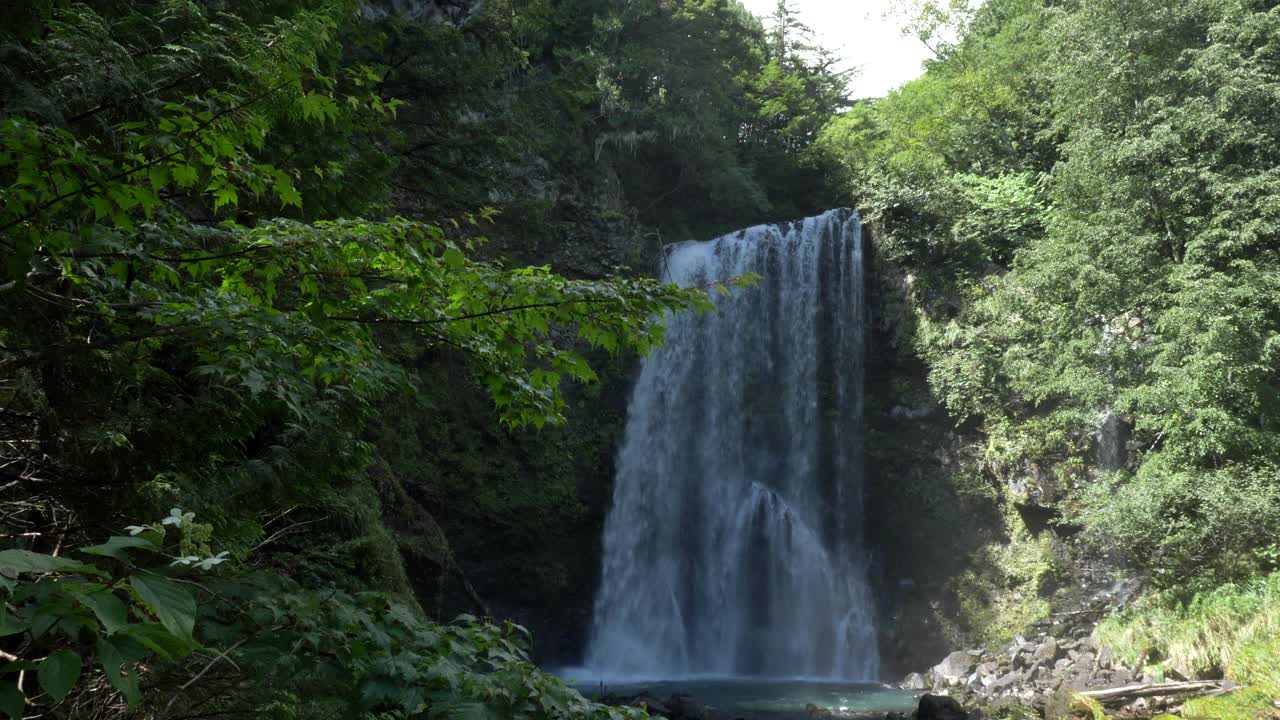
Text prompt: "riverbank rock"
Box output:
[[915, 694, 970, 720], [897, 596, 1205, 716], [933, 651, 977, 683], [667, 693, 710, 720], [896, 584, 1233, 717], [601, 691, 710, 720]]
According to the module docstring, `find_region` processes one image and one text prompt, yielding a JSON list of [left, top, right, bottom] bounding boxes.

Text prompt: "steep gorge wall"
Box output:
[[368, 147, 663, 665], [862, 224, 1134, 678], [367, 198, 1131, 674], [376, 209, 1123, 673], [350, 3, 1113, 671], [862, 225, 1000, 676]]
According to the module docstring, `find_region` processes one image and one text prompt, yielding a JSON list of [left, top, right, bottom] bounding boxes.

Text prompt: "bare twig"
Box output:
[[160, 638, 248, 717], [249, 517, 324, 554]]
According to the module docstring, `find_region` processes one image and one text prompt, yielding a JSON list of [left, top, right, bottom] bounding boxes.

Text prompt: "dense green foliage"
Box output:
[[0, 0, 849, 716], [363, 0, 851, 240], [0, 510, 640, 720], [826, 0, 1280, 599], [15, 0, 1279, 710]]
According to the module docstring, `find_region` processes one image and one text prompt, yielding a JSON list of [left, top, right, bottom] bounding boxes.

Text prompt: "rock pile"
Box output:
[[905, 609, 1136, 712]]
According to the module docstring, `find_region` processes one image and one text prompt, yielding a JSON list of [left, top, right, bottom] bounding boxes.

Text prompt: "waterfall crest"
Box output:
[[586, 209, 879, 680]]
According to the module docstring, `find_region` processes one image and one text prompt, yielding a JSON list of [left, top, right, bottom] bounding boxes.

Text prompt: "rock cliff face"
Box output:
[[372, 116, 664, 665], [862, 228, 1004, 675], [859, 234, 1171, 718], [442, 215, 1129, 671], [358, 0, 668, 659], [386, 200, 1133, 672], [862, 225, 1136, 678]]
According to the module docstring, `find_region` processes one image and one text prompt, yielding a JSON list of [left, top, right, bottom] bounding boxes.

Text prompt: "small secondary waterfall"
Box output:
[[586, 209, 879, 680]]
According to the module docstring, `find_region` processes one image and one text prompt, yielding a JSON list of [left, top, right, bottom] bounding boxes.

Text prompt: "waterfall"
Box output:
[[586, 209, 879, 681], [1096, 412, 1129, 472]]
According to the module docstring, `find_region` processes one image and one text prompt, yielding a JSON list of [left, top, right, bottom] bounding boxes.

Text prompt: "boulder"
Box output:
[[630, 695, 669, 716], [990, 671, 1021, 693], [665, 693, 707, 720], [1076, 651, 1096, 671], [1110, 667, 1135, 685], [903, 672, 927, 690], [804, 703, 834, 718], [933, 651, 977, 682], [1096, 647, 1115, 670], [1033, 637, 1060, 663], [1068, 675, 1092, 692], [916, 693, 969, 720]]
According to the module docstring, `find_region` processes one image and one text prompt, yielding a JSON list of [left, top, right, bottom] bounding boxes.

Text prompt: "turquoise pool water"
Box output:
[[564, 675, 918, 717]]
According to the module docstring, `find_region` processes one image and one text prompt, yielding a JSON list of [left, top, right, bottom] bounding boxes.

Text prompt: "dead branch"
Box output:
[[1082, 680, 1228, 706]]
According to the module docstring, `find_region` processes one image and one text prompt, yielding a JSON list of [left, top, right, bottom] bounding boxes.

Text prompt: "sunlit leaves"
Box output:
[[86, 214, 713, 428], [299, 93, 340, 125], [834, 0, 1280, 584], [172, 165, 199, 188]]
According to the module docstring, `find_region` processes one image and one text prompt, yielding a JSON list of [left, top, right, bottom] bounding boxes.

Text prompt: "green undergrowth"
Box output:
[[1097, 572, 1280, 678], [1063, 636, 1280, 720], [1094, 572, 1280, 720], [1064, 693, 1180, 720], [1182, 635, 1280, 720]]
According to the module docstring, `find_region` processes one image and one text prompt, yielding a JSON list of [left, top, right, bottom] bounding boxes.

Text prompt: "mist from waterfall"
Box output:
[[586, 209, 879, 681]]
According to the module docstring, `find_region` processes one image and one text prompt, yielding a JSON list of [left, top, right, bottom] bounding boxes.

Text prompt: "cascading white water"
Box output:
[[586, 209, 879, 681]]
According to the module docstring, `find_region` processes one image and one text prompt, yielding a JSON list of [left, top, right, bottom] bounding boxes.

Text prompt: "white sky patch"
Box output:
[[738, 0, 935, 98]]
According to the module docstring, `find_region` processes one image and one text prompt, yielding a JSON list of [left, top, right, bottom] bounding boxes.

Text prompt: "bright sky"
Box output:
[[739, 0, 934, 98]]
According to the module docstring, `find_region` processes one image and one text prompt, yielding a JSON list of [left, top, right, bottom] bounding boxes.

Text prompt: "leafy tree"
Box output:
[[826, 0, 1280, 586], [0, 1, 748, 716]]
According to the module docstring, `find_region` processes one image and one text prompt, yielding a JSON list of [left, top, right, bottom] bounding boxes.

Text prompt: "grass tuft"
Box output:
[[1094, 574, 1280, 720], [1096, 573, 1280, 677]]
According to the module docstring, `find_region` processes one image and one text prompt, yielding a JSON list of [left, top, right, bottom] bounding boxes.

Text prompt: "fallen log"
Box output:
[[1081, 680, 1226, 706]]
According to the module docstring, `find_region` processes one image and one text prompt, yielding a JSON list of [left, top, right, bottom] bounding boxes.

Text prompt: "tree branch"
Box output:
[[328, 297, 626, 327], [1, 79, 293, 234]]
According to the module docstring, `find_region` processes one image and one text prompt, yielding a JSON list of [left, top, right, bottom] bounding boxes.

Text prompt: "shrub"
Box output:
[[0, 511, 644, 720], [1077, 458, 1280, 585]]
